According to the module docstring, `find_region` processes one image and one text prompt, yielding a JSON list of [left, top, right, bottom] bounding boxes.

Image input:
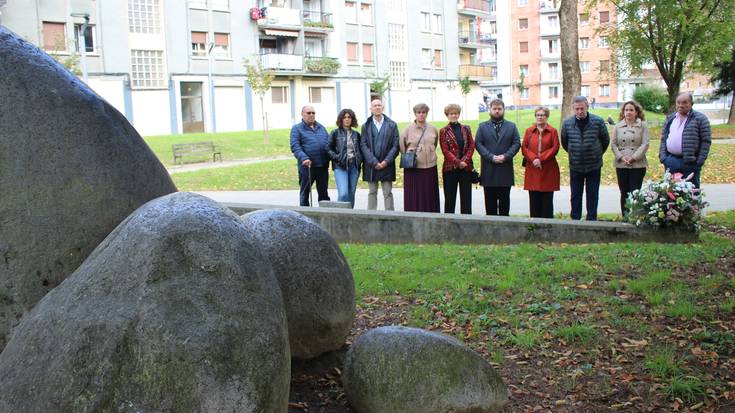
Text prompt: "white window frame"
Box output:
[[598, 36, 609, 48], [359, 3, 373, 26], [579, 12, 589, 26], [421, 48, 432, 68], [580, 61, 590, 73], [520, 87, 529, 99], [518, 0, 528, 6], [579, 37, 589, 49], [581, 85, 590, 97], [549, 86, 559, 98], [271, 86, 288, 104], [128, 0, 161, 34], [345, 1, 357, 24], [518, 18, 528, 30], [309, 86, 335, 104], [389, 61, 407, 89], [191, 31, 208, 57], [600, 84, 610, 96], [420, 12, 431, 32], [519, 65, 529, 77], [74, 23, 96, 54], [130, 49, 165, 89], [548, 15, 558, 28], [210, 0, 229, 11], [213, 32, 231, 59], [189, 0, 207, 9], [432, 14, 442, 34]]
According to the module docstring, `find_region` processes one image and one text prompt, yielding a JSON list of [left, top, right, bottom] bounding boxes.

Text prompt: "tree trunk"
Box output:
[[665, 82, 680, 115], [560, 0, 581, 119], [728, 93, 735, 125]]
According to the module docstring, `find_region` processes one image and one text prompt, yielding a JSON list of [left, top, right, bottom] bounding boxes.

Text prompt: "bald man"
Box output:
[[290, 105, 331, 206]]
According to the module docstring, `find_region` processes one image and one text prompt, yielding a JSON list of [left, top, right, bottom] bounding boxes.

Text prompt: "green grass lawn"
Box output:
[[338, 212, 735, 410]]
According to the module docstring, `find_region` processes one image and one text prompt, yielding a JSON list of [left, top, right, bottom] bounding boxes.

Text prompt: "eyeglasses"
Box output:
[[535, 114, 548, 117], [305, 111, 315, 115]]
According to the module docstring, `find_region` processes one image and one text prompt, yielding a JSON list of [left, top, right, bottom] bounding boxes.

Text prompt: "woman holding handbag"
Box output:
[[400, 103, 440, 212], [521, 107, 560, 218], [439, 104, 475, 214], [326, 109, 362, 208]]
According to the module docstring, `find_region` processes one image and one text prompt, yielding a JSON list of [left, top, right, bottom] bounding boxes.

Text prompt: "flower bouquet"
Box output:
[[626, 171, 708, 231]]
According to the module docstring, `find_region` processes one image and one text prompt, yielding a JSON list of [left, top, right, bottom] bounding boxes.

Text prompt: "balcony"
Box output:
[[459, 64, 494, 81], [303, 11, 334, 34], [458, 31, 495, 48], [304, 56, 340, 75], [257, 6, 301, 29], [260, 53, 303, 71], [539, 0, 560, 13], [457, 0, 494, 16]]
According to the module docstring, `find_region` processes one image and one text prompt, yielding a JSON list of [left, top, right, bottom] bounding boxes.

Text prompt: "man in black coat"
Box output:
[[475, 99, 521, 216], [560, 96, 610, 220], [360, 99, 400, 210]]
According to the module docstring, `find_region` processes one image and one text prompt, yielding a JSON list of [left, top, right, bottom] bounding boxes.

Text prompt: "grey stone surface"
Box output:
[[0, 27, 177, 349], [225, 203, 698, 245], [241, 209, 355, 359], [343, 326, 509, 413], [0, 193, 289, 413]]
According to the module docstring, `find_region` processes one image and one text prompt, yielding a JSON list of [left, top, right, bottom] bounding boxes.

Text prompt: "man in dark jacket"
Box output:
[[560, 96, 609, 220], [659, 92, 711, 188], [360, 99, 400, 210], [475, 99, 521, 216], [290, 105, 330, 206]]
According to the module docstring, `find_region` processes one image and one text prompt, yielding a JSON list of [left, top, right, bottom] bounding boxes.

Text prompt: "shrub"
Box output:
[[633, 85, 669, 113]]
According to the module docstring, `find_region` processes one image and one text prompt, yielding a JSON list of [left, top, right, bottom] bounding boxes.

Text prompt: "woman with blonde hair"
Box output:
[[611, 100, 649, 216], [521, 106, 560, 218], [438, 103, 475, 214], [400, 103, 440, 212]]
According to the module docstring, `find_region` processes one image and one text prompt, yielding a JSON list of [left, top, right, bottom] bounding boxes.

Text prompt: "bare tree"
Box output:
[[244, 59, 275, 142], [560, 0, 581, 118]]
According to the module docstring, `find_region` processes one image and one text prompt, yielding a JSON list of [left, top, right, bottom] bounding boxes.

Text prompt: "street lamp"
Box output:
[[70, 12, 89, 83]]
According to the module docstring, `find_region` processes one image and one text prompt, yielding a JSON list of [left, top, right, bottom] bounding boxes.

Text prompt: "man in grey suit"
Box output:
[[475, 99, 521, 216]]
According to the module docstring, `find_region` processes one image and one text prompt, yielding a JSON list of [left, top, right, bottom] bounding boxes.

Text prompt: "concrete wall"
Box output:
[[226, 203, 698, 245]]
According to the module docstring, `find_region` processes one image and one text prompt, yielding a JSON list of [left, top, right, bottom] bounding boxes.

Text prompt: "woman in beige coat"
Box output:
[[611, 100, 649, 216], [400, 103, 440, 212]]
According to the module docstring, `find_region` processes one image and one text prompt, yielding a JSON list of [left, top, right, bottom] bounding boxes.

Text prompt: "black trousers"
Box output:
[[616, 167, 646, 216], [298, 165, 330, 206], [442, 170, 473, 214], [483, 186, 511, 216], [528, 191, 554, 218]]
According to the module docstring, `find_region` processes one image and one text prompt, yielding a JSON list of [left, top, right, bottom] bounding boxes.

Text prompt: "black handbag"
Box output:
[[399, 126, 427, 169], [470, 169, 481, 184]]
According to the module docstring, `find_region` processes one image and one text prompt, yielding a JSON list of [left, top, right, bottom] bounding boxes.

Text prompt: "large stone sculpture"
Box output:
[[0, 27, 177, 349], [343, 326, 509, 413], [241, 209, 356, 359], [0, 193, 290, 412]]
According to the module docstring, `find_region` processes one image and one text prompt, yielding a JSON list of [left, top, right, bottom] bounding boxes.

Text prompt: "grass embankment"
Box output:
[[338, 211, 735, 411]]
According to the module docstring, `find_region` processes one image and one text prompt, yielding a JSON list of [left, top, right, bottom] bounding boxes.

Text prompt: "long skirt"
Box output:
[[404, 166, 440, 213]]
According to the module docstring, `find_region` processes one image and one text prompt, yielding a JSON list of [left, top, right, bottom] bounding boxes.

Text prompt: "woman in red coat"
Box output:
[[439, 104, 475, 214], [521, 107, 560, 218]]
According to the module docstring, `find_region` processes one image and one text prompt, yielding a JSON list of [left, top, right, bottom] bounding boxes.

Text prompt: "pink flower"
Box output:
[[667, 191, 676, 200], [673, 172, 684, 181], [686, 172, 695, 181]]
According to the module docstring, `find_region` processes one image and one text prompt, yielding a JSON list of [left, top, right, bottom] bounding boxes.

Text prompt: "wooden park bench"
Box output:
[[172, 141, 222, 164]]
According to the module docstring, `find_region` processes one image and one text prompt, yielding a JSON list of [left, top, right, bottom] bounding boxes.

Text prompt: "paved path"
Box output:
[[167, 156, 292, 174], [197, 183, 734, 216]]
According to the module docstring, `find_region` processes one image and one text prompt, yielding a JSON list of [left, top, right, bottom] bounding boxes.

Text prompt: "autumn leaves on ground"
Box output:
[[287, 211, 735, 413]]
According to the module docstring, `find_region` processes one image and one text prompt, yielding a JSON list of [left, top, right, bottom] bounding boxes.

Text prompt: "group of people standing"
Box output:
[[290, 92, 711, 219]]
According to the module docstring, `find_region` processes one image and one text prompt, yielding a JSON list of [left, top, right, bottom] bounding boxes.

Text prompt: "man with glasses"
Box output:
[[360, 99, 400, 210], [290, 105, 331, 206]]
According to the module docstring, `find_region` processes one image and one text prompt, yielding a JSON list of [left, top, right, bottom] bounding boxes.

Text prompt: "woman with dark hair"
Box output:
[[521, 106, 560, 218], [611, 100, 649, 217], [400, 103, 440, 213], [326, 109, 362, 207], [439, 103, 475, 214]]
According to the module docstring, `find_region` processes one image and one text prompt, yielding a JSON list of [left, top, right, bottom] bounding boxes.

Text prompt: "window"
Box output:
[[548, 39, 559, 54], [598, 36, 609, 48], [579, 37, 589, 49], [518, 18, 528, 30], [74, 24, 95, 53], [189, 0, 207, 8], [491, 65, 498, 79], [548, 15, 558, 28], [360, 3, 372, 25], [210, 0, 229, 11], [388, 23, 406, 52], [130, 49, 165, 88], [309, 87, 334, 104], [433, 14, 442, 33], [421, 48, 432, 68], [421, 12, 431, 32], [363, 43, 374, 64], [549, 86, 559, 98], [347, 42, 358, 63], [600, 84, 610, 96], [345, 1, 357, 24], [433, 49, 443, 68], [191, 31, 207, 57], [128, 0, 161, 34], [548, 62, 559, 79], [489, 21, 497, 34], [599, 59, 610, 72], [519, 41, 528, 53], [213, 32, 230, 58], [42, 22, 66, 51], [520, 87, 529, 99], [519, 65, 529, 77], [599, 11, 609, 23], [579, 13, 589, 25], [271, 86, 288, 104], [580, 60, 590, 73], [581, 85, 590, 97], [518, 0, 528, 5], [390, 61, 407, 89]]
